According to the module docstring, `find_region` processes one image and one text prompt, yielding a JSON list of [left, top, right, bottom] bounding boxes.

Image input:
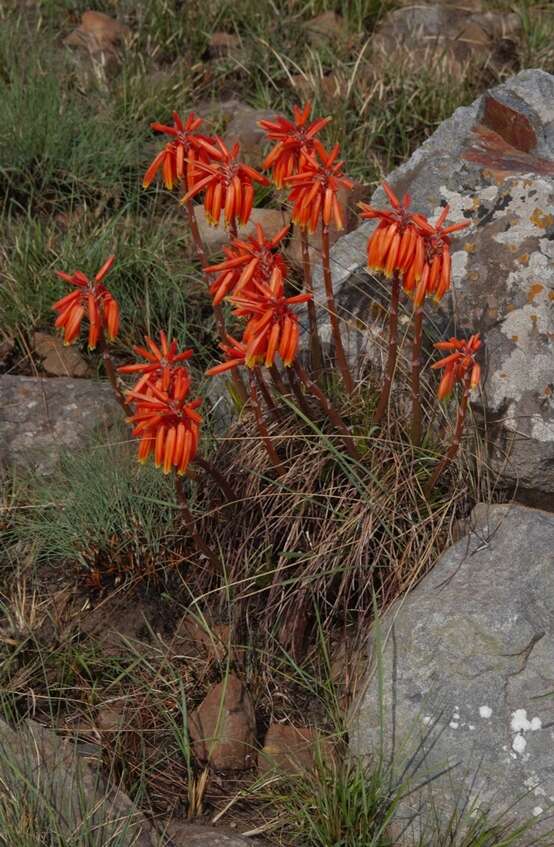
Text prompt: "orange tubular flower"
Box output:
[[432, 334, 482, 400], [408, 206, 470, 306], [228, 267, 311, 368], [126, 369, 202, 475], [359, 182, 423, 280], [284, 143, 353, 233], [205, 335, 247, 376], [53, 255, 120, 349], [258, 102, 331, 188], [118, 331, 193, 395], [180, 138, 269, 227], [143, 111, 215, 192], [204, 224, 289, 305]]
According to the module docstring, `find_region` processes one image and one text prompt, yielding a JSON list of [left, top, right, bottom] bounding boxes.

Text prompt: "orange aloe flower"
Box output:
[[205, 335, 247, 376], [143, 111, 216, 192], [359, 182, 423, 280], [284, 143, 353, 233], [228, 266, 311, 368], [204, 223, 289, 305], [259, 102, 331, 188], [408, 206, 470, 306], [126, 369, 202, 475], [53, 255, 120, 349], [432, 334, 482, 400], [118, 331, 193, 395], [180, 138, 269, 227]]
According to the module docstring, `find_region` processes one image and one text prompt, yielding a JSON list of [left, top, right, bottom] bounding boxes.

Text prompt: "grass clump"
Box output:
[[7, 429, 177, 578]]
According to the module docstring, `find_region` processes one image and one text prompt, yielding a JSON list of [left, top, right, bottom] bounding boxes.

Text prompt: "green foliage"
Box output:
[[8, 428, 177, 569]]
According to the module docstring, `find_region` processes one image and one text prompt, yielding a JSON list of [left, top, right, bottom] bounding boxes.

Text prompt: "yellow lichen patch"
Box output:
[[464, 242, 477, 253], [527, 283, 544, 303], [545, 386, 553, 397], [549, 291, 554, 301], [530, 208, 554, 229], [506, 303, 516, 312], [511, 335, 519, 343], [469, 271, 480, 282], [517, 254, 529, 266]]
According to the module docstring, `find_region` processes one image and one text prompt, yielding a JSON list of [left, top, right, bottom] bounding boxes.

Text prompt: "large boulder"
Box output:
[[350, 503, 554, 838], [0, 719, 155, 846], [312, 69, 554, 505], [0, 375, 120, 474]]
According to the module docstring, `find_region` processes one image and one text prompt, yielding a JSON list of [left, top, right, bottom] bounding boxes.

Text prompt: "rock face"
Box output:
[[351, 504, 554, 836], [0, 375, 120, 474], [189, 676, 256, 770], [313, 69, 554, 504], [0, 719, 155, 846]]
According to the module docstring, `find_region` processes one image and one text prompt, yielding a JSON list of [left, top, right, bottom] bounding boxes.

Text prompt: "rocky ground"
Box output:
[[1, 1, 554, 846]]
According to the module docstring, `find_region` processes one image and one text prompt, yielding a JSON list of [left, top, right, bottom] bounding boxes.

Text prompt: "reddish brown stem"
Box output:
[[254, 366, 281, 420], [286, 365, 315, 421], [321, 223, 354, 394], [411, 307, 424, 446], [193, 455, 238, 503], [228, 216, 238, 241], [248, 371, 282, 472], [269, 364, 289, 397], [373, 271, 400, 425], [98, 335, 132, 416], [175, 476, 221, 571], [425, 374, 471, 496], [182, 186, 247, 404], [300, 227, 323, 377], [294, 361, 358, 460]]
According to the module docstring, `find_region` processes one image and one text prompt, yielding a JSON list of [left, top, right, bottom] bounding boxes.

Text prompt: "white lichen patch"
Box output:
[[511, 709, 542, 756], [533, 807, 544, 817], [479, 706, 493, 718]]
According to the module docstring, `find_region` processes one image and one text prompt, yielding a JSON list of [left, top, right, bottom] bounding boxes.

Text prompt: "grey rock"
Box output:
[[0, 719, 155, 846], [0, 375, 120, 474], [162, 821, 262, 846], [311, 69, 554, 504], [350, 503, 554, 838]]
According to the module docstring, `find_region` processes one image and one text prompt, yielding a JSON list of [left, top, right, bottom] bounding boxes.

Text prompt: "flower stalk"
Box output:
[[175, 476, 222, 570], [411, 306, 424, 446], [373, 270, 400, 424], [300, 228, 323, 376], [321, 222, 353, 394], [425, 372, 471, 496]]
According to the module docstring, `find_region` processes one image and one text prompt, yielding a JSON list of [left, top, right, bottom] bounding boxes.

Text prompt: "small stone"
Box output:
[[206, 31, 242, 59], [222, 103, 277, 164], [189, 676, 256, 771], [0, 337, 15, 366], [304, 12, 348, 47], [259, 724, 331, 775], [194, 207, 290, 254], [33, 332, 91, 378], [174, 614, 230, 662], [161, 821, 258, 846], [80, 11, 130, 48]]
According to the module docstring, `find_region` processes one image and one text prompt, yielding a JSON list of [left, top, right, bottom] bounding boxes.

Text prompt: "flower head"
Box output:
[[126, 369, 202, 475], [228, 266, 311, 368], [407, 206, 470, 306], [204, 223, 289, 305], [118, 331, 193, 395], [284, 143, 353, 233], [53, 255, 120, 349], [432, 334, 482, 400], [359, 182, 423, 280], [143, 111, 214, 192], [180, 137, 269, 227], [259, 102, 331, 188]]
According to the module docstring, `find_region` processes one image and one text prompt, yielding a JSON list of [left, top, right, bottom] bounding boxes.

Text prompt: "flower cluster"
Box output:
[[259, 102, 331, 188], [285, 143, 353, 233], [53, 255, 120, 349], [207, 266, 311, 374], [126, 369, 202, 475], [204, 223, 289, 305], [360, 183, 469, 307], [117, 331, 201, 476], [432, 334, 482, 400]]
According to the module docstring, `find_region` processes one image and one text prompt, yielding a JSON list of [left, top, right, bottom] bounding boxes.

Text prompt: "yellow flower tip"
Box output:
[[138, 456, 149, 465], [177, 469, 186, 477], [88, 343, 97, 352]]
